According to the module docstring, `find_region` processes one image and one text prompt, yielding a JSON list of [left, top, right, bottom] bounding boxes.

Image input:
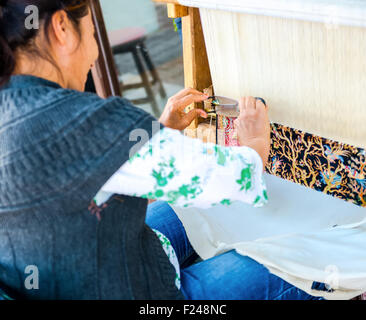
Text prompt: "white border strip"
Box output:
[[178, 0, 366, 28]]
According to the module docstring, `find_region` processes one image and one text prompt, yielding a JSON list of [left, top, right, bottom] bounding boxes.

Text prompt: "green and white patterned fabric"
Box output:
[[94, 128, 267, 288], [97, 128, 267, 208], [152, 229, 181, 289]]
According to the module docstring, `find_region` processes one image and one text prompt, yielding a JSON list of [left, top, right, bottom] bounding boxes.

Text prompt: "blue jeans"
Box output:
[[146, 201, 324, 300]]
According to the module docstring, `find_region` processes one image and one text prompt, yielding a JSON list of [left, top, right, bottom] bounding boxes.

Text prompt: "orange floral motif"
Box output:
[[266, 124, 366, 207]]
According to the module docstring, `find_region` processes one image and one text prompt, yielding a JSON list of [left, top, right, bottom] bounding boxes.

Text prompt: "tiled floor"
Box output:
[[113, 27, 185, 117], [119, 70, 183, 117]]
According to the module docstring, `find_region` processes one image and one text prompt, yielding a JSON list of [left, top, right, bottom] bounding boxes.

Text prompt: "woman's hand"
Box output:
[[234, 97, 271, 168], [159, 88, 208, 130]]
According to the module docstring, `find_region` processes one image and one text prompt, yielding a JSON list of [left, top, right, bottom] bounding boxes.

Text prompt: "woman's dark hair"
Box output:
[[0, 0, 90, 87]]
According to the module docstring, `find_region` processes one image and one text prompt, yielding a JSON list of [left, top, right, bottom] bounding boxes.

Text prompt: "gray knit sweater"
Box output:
[[0, 75, 183, 300]]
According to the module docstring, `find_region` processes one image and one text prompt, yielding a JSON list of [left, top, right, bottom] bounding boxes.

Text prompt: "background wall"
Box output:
[[100, 0, 159, 33]]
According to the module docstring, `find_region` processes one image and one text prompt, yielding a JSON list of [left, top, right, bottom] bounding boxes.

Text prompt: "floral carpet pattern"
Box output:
[[266, 123, 366, 207]]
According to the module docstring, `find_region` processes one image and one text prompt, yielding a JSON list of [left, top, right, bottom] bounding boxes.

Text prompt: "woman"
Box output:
[[0, 0, 321, 300]]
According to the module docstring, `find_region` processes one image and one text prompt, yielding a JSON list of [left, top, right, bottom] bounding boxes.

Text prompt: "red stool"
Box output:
[[109, 27, 167, 117]]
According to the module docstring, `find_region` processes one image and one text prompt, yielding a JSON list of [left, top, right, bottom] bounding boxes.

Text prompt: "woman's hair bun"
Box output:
[[0, 0, 91, 87]]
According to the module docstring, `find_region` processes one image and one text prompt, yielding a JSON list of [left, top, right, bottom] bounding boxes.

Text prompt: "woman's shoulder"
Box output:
[[52, 87, 156, 125], [1, 75, 153, 121], [0, 75, 157, 162]]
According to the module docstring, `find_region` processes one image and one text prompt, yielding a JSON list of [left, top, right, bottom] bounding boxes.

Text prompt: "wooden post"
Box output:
[[152, 1, 212, 129], [90, 0, 120, 98], [182, 7, 212, 129], [167, 4, 188, 18]]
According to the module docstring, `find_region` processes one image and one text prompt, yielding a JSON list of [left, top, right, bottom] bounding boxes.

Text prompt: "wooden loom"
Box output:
[[87, 0, 366, 206], [87, 0, 366, 211], [153, 1, 366, 300], [153, 0, 366, 208], [88, 0, 366, 299]]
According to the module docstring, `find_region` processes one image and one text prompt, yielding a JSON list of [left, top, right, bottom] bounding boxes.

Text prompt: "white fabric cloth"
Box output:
[[172, 0, 366, 299], [172, 174, 366, 300], [94, 127, 366, 299]]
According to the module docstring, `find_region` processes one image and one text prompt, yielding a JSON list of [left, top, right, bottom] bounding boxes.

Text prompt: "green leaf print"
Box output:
[[253, 189, 268, 207], [253, 196, 261, 206], [151, 157, 179, 188], [220, 199, 232, 206], [143, 157, 203, 206], [166, 176, 203, 205], [236, 166, 253, 191], [152, 170, 169, 187], [141, 191, 155, 199], [129, 152, 141, 163], [155, 189, 164, 198], [129, 137, 165, 163], [214, 145, 228, 166]]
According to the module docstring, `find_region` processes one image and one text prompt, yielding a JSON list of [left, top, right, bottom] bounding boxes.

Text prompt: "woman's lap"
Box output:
[[146, 201, 323, 300], [180, 251, 322, 300], [146, 200, 199, 268]]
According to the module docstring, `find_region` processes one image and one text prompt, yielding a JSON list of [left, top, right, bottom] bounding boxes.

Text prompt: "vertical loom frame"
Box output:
[[154, 0, 212, 129], [90, 0, 212, 130], [90, 0, 121, 98]]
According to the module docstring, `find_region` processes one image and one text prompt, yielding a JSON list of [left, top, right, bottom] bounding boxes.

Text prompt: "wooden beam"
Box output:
[[153, 0, 212, 129], [167, 4, 188, 18], [182, 7, 212, 129], [90, 0, 120, 98]]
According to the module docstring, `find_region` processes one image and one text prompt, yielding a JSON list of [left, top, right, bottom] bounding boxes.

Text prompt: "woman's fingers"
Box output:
[[239, 96, 257, 114], [183, 108, 208, 126], [239, 97, 246, 113], [235, 96, 271, 167], [160, 88, 209, 130], [255, 100, 267, 117], [255, 98, 267, 111], [172, 87, 208, 101], [246, 96, 257, 110], [238, 97, 258, 122], [175, 94, 209, 110]]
